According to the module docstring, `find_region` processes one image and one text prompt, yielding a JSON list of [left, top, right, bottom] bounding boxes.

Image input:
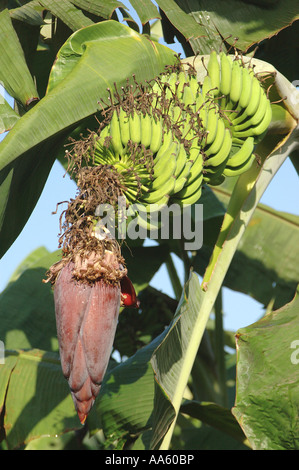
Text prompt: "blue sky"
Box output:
[[0, 1, 298, 333]]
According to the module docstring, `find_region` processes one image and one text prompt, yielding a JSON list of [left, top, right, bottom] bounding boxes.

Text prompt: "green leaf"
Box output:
[[254, 20, 299, 83], [150, 272, 205, 449], [0, 349, 79, 449], [156, 0, 206, 41], [169, 0, 299, 53], [7, 246, 51, 284], [181, 400, 249, 446], [0, 96, 20, 133], [70, 0, 126, 19], [10, 1, 45, 26], [0, 8, 39, 105], [232, 289, 299, 450], [128, 0, 161, 25], [0, 248, 59, 351], [0, 20, 176, 259], [39, 0, 94, 30]]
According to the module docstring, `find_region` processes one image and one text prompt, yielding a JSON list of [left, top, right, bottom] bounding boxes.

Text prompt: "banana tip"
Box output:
[[78, 411, 88, 425]]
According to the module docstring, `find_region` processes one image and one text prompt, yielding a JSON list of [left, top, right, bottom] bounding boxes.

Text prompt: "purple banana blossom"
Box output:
[[54, 261, 121, 424]]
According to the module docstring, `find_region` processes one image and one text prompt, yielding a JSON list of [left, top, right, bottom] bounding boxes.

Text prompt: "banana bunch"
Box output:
[[84, 53, 272, 224], [202, 51, 272, 178]]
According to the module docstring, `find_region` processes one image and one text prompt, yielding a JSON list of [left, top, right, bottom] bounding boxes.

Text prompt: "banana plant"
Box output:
[[0, 0, 299, 451]]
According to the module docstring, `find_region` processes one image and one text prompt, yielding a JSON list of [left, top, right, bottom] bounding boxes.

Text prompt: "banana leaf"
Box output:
[[0, 9, 39, 105], [38, 0, 94, 30], [0, 349, 79, 449], [0, 96, 20, 133], [70, 0, 127, 19], [232, 288, 299, 450], [0, 20, 176, 259], [157, 0, 299, 54]]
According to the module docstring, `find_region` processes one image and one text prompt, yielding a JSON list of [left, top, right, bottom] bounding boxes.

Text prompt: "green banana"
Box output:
[[202, 75, 213, 99], [140, 176, 175, 204], [181, 113, 195, 142], [150, 115, 163, 154], [207, 50, 220, 96], [151, 148, 178, 190], [193, 92, 209, 129], [176, 70, 189, 99], [176, 171, 203, 198], [172, 159, 193, 194], [223, 153, 256, 177], [86, 52, 275, 220], [110, 110, 124, 156], [232, 74, 262, 126], [234, 99, 272, 138], [172, 173, 203, 206], [119, 107, 130, 147], [220, 52, 233, 97], [184, 149, 203, 186], [172, 185, 203, 206], [164, 72, 179, 100], [205, 104, 219, 146], [174, 143, 188, 178], [140, 112, 152, 148], [230, 59, 243, 104], [135, 205, 163, 233], [182, 82, 196, 107], [170, 103, 183, 124], [189, 73, 200, 99], [154, 138, 178, 170], [205, 116, 226, 157], [226, 136, 254, 168], [94, 124, 110, 149], [207, 174, 225, 186], [129, 111, 141, 144], [93, 143, 115, 166], [203, 157, 228, 184], [251, 99, 273, 136], [238, 66, 253, 110], [204, 128, 232, 168], [233, 90, 269, 132]]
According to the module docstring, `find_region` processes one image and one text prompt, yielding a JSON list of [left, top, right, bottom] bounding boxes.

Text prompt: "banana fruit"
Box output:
[[83, 52, 273, 217]]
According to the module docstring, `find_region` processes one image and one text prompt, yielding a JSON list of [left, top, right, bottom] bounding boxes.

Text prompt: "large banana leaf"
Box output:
[[0, 349, 79, 449], [70, 0, 127, 19], [156, 0, 299, 54], [232, 288, 299, 450], [0, 20, 176, 259], [39, 0, 94, 30], [0, 9, 39, 106]]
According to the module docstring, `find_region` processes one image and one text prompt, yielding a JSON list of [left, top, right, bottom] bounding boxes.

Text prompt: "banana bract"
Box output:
[[45, 166, 140, 424]]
